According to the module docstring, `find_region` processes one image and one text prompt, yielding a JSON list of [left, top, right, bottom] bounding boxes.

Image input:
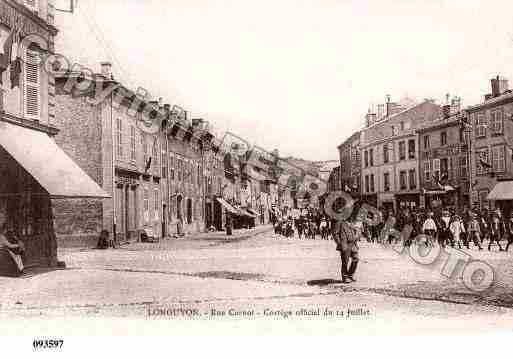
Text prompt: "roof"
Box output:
[[467, 91, 513, 111]]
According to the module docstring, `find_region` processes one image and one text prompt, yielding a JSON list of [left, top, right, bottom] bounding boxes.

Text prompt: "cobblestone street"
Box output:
[[1, 230, 513, 334]]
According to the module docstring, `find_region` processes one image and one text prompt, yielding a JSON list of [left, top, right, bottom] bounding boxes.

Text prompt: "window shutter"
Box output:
[[24, 49, 40, 120]]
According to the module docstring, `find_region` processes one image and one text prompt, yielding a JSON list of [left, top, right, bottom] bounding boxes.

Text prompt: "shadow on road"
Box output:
[[307, 279, 344, 286]]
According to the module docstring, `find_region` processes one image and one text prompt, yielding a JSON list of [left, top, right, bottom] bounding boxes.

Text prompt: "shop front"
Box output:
[[395, 193, 420, 211], [0, 121, 109, 276], [423, 186, 457, 211], [487, 179, 513, 218]]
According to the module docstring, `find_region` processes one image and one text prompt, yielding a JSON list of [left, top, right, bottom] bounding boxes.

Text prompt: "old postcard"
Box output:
[[1, 0, 513, 354]]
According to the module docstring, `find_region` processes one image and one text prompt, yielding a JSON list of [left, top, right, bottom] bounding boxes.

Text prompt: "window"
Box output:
[[459, 156, 467, 178], [476, 148, 489, 175], [365, 175, 369, 193], [433, 158, 440, 180], [162, 148, 167, 179], [370, 174, 375, 192], [423, 135, 430, 149], [364, 150, 369, 168], [152, 139, 159, 174], [440, 158, 449, 179], [492, 145, 505, 173], [154, 189, 159, 220], [384, 172, 390, 192], [391, 126, 397, 136], [459, 127, 465, 143], [475, 112, 487, 138], [424, 161, 431, 182], [441, 131, 447, 146], [369, 148, 374, 167], [169, 155, 175, 180], [409, 169, 416, 190], [143, 187, 149, 223], [383, 144, 389, 164], [400, 121, 405, 131], [408, 139, 415, 159], [142, 135, 148, 166], [399, 171, 407, 190], [399, 141, 406, 161], [116, 118, 122, 157], [490, 110, 504, 135], [130, 126, 136, 161], [24, 0, 38, 12], [24, 49, 41, 120], [479, 190, 490, 212]]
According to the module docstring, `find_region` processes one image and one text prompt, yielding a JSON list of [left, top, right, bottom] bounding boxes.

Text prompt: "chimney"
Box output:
[[491, 75, 508, 97], [377, 103, 385, 119], [100, 62, 112, 79], [450, 96, 461, 115]]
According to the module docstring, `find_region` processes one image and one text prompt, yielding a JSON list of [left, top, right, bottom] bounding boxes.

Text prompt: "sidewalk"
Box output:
[[177, 224, 274, 241]]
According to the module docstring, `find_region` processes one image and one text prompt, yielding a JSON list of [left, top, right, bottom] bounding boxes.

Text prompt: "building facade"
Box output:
[[417, 100, 470, 211], [0, 0, 107, 274], [466, 76, 513, 212], [337, 131, 361, 196], [360, 100, 441, 212]]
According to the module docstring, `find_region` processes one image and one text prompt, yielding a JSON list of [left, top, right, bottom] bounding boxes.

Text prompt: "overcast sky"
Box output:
[[54, 0, 513, 161]]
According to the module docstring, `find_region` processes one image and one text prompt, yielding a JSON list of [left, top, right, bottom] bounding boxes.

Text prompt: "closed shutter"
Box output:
[[24, 49, 40, 120]]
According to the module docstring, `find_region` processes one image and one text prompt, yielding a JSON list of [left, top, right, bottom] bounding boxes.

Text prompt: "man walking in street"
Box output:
[[333, 211, 360, 284], [489, 209, 505, 251]]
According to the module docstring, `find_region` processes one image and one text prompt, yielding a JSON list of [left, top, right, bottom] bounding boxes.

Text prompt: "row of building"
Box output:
[[0, 0, 290, 272], [330, 77, 513, 216]]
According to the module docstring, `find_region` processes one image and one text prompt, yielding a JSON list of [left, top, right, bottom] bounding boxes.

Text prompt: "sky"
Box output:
[[53, 0, 513, 161]]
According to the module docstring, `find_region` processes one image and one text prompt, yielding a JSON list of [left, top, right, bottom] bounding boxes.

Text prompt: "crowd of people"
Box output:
[[273, 214, 334, 240], [272, 205, 513, 252], [362, 206, 513, 252]]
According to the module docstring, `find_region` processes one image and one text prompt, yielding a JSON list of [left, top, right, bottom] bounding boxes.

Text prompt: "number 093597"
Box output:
[[32, 339, 64, 349]]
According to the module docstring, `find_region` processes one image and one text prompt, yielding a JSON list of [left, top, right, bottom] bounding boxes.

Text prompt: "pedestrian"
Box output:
[[438, 210, 452, 248], [333, 218, 359, 284], [422, 212, 438, 246], [505, 213, 513, 252], [319, 217, 328, 240], [467, 212, 483, 250], [479, 209, 490, 247], [0, 206, 25, 276], [387, 210, 397, 244], [449, 214, 465, 249], [488, 210, 505, 251]]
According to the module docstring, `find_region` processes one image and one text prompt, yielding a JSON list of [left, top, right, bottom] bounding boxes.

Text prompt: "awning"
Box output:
[[216, 197, 239, 215], [0, 121, 110, 199], [423, 185, 456, 195], [246, 208, 259, 217], [238, 207, 257, 218], [487, 181, 513, 200]]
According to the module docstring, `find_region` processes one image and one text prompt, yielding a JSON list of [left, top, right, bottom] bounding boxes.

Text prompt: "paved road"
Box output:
[[1, 231, 512, 333]]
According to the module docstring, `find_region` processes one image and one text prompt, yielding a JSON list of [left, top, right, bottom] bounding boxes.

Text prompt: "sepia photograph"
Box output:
[[1, 0, 513, 353]]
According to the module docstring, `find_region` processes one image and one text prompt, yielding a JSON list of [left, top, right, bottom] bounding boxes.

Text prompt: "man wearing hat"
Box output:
[[467, 212, 483, 250], [489, 209, 505, 251], [449, 214, 465, 249], [332, 206, 360, 284], [438, 210, 452, 248]]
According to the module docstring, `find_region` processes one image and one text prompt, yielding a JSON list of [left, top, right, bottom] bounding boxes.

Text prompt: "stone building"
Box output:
[[53, 64, 169, 245], [337, 131, 361, 197], [466, 76, 513, 213], [0, 0, 107, 274], [417, 98, 470, 211], [360, 99, 441, 211]]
